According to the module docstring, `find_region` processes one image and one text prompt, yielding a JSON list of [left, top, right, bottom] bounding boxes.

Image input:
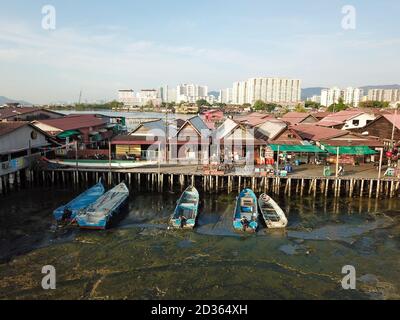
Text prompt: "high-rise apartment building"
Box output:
[[231, 77, 301, 105], [176, 84, 208, 103], [344, 87, 364, 107], [368, 89, 400, 102], [320, 87, 364, 107], [219, 88, 233, 104], [320, 87, 343, 107]]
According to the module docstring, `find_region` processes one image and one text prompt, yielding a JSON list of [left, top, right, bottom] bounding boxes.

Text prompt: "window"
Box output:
[[352, 120, 360, 126]]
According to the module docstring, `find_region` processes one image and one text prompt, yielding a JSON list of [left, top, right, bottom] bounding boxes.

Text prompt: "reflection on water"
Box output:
[[0, 186, 400, 299]]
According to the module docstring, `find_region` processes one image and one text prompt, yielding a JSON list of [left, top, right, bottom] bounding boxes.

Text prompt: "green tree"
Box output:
[[253, 100, 267, 111], [196, 99, 210, 107], [359, 100, 390, 109], [327, 98, 348, 112], [213, 102, 227, 108], [294, 104, 307, 113], [253, 100, 279, 112], [305, 101, 321, 110]]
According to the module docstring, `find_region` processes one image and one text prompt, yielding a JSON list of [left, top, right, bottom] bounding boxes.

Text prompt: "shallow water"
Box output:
[[0, 185, 400, 300]]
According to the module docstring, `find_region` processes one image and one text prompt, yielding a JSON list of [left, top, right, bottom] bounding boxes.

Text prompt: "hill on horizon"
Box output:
[[0, 96, 32, 106]]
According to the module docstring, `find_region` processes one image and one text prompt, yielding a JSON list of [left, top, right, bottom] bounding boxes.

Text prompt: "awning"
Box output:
[[269, 144, 326, 153], [323, 145, 377, 155], [57, 130, 81, 139]]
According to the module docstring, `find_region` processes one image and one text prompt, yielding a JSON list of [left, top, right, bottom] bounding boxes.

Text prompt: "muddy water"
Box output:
[[0, 185, 400, 300]]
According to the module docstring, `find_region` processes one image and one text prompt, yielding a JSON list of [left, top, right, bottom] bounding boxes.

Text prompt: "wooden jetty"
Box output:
[[1, 165, 400, 199]]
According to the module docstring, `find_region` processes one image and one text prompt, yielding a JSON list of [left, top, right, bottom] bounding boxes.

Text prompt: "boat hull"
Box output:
[[45, 159, 157, 169], [258, 194, 288, 229], [169, 186, 199, 230], [233, 188, 259, 233], [53, 181, 105, 222], [76, 183, 129, 230]]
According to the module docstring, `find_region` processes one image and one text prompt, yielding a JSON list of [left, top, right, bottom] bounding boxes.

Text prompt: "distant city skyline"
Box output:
[[1, 0, 399, 104]]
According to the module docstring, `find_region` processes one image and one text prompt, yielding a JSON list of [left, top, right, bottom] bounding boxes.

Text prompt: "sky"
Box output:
[[0, 0, 399, 104]]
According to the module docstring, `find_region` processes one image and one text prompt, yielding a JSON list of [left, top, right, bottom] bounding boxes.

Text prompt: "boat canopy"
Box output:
[[179, 203, 196, 210], [57, 130, 81, 139], [323, 145, 377, 155], [269, 144, 326, 153]]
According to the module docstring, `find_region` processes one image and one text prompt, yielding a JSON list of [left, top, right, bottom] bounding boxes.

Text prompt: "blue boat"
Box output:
[[233, 188, 259, 233], [169, 186, 199, 229], [53, 181, 105, 222], [76, 183, 129, 230]]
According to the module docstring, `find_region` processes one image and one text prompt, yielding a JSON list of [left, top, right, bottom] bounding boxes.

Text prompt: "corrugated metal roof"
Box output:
[[0, 107, 61, 120], [256, 120, 287, 140], [35, 114, 108, 131], [189, 115, 210, 134], [281, 112, 316, 125], [318, 110, 364, 127], [291, 124, 348, 140], [0, 121, 28, 137], [383, 114, 400, 130]]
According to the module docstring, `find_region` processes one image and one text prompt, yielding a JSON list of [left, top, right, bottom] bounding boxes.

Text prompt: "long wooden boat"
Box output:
[[53, 181, 105, 222], [169, 186, 199, 229], [44, 158, 158, 169], [232, 188, 259, 233], [258, 194, 288, 229], [76, 183, 129, 230]]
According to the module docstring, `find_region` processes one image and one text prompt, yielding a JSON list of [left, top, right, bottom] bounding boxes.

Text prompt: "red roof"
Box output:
[[0, 107, 42, 120], [233, 112, 274, 126], [291, 124, 348, 141], [0, 121, 28, 137], [318, 110, 363, 127], [382, 114, 400, 130], [312, 111, 332, 119], [37, 114, 107, 131], [281, 112, 316, 125]]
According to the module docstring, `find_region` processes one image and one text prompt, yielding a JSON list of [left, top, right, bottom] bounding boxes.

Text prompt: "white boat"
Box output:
[[45, 158, 157, 169], [169, 186, 199, 229], [258, 194, 288, 229], [76, 183, 129, 230]]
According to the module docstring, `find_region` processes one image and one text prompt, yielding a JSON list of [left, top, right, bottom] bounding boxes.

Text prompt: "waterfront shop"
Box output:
[[267, 144, 327, 166], [322, 145, 378, 165], [169, 116, 211, 163], [111, 119, 169, 161], [31, 114, 113, 146]]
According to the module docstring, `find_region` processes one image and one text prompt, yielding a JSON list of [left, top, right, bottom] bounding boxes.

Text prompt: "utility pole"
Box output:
[[390, 107, 398, 148], [165, 109, 169, 163], [335, 147, 340, 177], [79, 89, 82, 104]]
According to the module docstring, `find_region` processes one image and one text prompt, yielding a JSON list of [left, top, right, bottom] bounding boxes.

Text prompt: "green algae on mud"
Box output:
[[0, 187, 400, 300]]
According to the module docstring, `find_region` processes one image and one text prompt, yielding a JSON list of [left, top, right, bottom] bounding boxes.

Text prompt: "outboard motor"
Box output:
[[62, 207, 73, 221]]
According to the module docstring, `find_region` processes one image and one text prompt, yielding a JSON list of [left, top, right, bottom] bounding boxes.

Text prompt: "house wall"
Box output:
[[177, 124, 199, 141], [0, 125, 48, 155], [271, 128, 303, 145], [352, 117, 400, 141], [342, 114, 376, 130]]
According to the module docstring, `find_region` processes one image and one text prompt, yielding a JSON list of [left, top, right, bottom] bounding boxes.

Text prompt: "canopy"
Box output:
[[324, 145, 377, 155], [269, 144, 326, 153], [57, 130, 81, 139]]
